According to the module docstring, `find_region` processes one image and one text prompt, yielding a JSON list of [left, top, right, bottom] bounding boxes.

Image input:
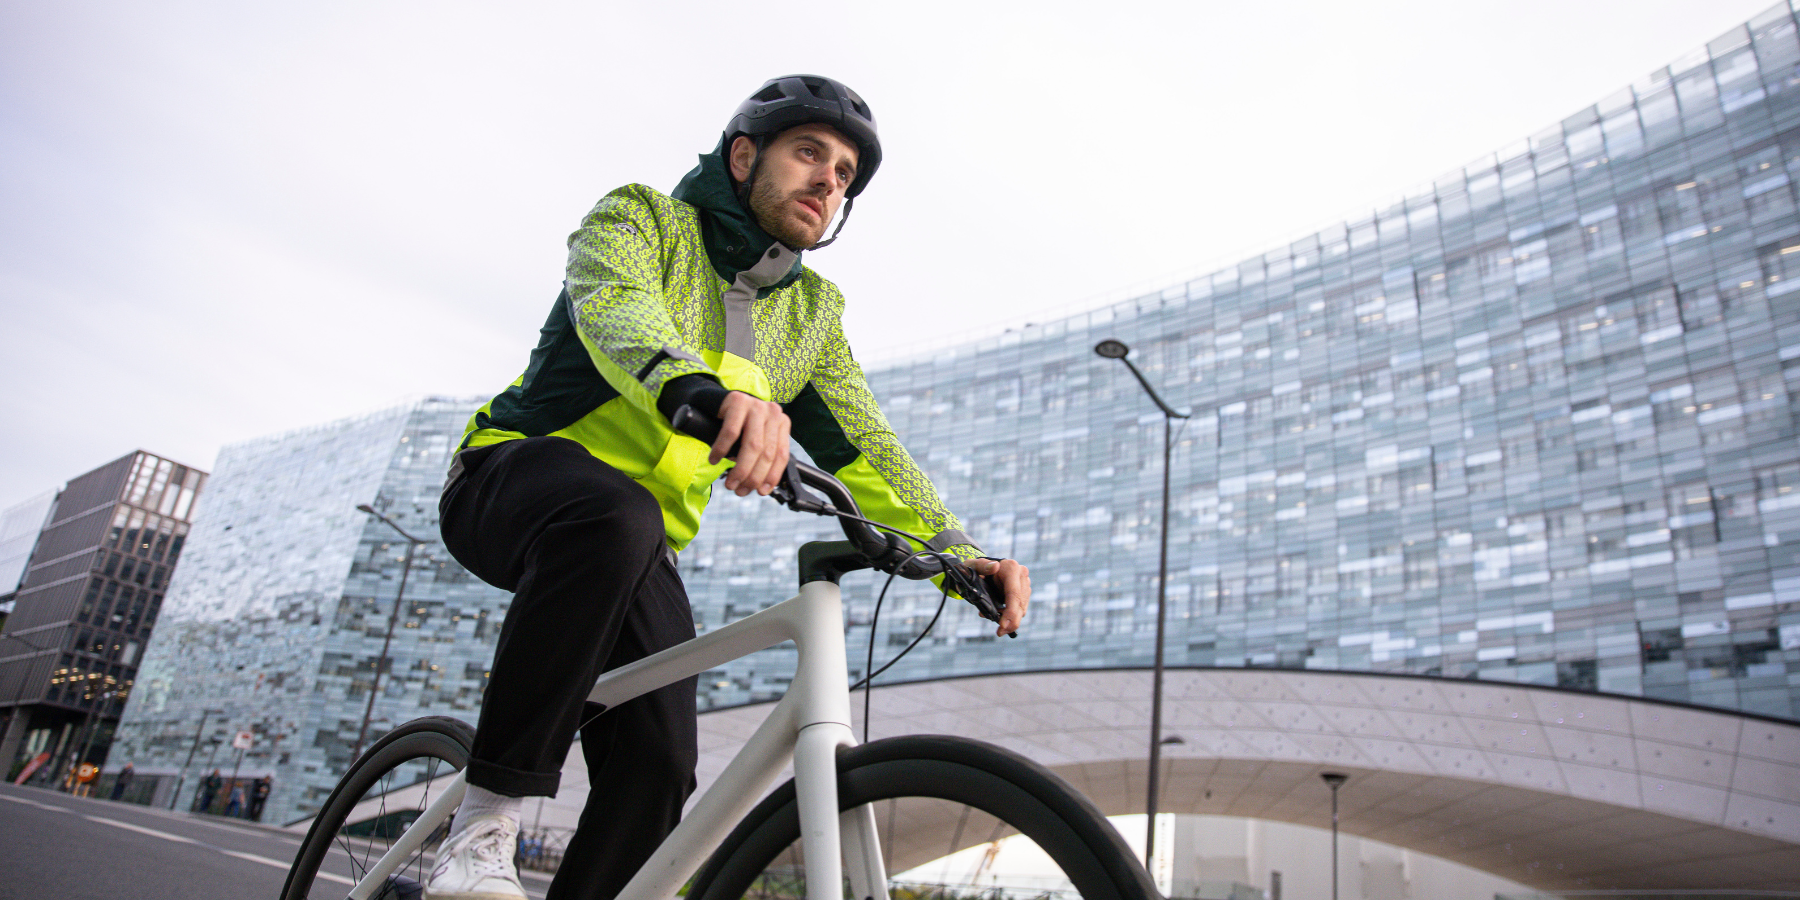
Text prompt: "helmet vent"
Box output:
[[726, 74, 881, 197]]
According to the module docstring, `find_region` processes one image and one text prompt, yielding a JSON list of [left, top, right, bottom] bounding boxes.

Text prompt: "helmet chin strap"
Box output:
[[808, 196, 853, 249]]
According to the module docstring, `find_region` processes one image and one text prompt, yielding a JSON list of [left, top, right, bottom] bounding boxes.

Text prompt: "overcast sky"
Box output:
[[0, 0, 1779, 508]]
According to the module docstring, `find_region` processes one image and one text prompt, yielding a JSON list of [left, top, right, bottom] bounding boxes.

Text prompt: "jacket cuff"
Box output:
[[657, 373, 730, 423], [939, 543, 984, 562], [925, 529, 980, 555]]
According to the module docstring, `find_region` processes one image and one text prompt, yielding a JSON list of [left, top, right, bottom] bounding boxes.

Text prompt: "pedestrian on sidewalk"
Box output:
[[248, 776, 271, 822], [195, 768, 222, 813], [110, 763, 134, 801], [224, 782, 245, 818]]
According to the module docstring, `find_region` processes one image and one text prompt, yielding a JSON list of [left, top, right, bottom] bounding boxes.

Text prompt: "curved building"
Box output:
[[669, 5, 1800, 890], [686, 3, 1800, 722]]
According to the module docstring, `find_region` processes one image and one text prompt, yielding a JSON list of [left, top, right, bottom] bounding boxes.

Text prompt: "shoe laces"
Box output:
[[454, 819, 518, 878]]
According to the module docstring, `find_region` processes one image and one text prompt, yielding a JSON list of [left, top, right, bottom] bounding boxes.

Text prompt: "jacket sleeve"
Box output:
[[784, 309, 983, 562], [563, 185, 718, 416]]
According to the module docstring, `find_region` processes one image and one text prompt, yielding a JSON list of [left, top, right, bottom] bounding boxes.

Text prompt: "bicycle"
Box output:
[[280, 407, 1158, 900]]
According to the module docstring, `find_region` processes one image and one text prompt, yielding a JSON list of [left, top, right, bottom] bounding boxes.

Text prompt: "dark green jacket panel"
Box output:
[[476, 289, 622, 440], [784, 382, 860, 473]]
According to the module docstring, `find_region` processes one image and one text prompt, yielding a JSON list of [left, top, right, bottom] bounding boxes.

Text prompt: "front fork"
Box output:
[[794, 722, 889, 900]]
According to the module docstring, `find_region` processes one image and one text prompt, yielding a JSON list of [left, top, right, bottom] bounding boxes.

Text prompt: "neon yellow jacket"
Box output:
[[459, 183, 977, 559]]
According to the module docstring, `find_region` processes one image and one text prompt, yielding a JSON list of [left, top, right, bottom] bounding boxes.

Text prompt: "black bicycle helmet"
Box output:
[[726, 74, 881, 198]]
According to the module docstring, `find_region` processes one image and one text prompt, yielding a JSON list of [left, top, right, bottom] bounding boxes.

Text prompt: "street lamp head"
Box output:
[[1094, 339, 1130, 359], [1321, 772, 1348, 789], [355, 504, 376, 515]]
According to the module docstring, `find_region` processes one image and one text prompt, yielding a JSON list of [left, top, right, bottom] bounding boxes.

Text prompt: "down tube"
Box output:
[[613, 579, 850, 900], [614, 687, 800, 900]]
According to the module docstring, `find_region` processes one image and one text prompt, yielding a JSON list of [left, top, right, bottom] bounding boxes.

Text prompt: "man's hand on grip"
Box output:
[[713, 392, 791, 497], [965, 557, 1030, 637]]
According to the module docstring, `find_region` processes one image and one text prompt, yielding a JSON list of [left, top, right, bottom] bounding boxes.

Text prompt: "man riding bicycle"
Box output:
[[430, 75, 1032, 900]]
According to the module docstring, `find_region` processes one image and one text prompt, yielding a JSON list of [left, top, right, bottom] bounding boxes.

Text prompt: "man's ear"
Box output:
[[728, 135, 758, 183]]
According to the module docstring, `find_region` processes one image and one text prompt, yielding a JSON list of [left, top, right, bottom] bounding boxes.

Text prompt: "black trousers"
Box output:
[[439, 436, 698, 900]]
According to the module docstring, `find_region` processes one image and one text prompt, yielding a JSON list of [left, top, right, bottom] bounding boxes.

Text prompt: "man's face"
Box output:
[[730, 125, 859, 250]]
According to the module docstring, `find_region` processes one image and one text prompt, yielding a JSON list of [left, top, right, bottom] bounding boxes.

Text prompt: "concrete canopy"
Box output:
[[684, 668, 1800, 892]]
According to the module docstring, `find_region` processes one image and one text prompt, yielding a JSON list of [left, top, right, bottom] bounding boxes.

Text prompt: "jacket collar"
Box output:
[[671, 137, 805, 294]]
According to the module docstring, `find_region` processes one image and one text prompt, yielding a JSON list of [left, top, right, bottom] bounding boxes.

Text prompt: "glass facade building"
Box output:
[[0, 489, 56, 601], [113, 398, 510, 823], [685, 3, 1800, 721], [117, 1, 1800, 828]]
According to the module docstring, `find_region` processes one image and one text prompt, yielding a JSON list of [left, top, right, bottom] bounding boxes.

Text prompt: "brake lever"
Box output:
[[769, 458, 832, 516], [943, 564, 1017, 639]]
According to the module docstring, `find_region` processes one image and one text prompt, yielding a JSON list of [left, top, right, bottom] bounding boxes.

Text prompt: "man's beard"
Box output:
[[747, 175, 827, 250]]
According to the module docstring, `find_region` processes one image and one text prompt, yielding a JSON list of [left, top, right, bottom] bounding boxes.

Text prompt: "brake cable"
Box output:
[[850, 547, 958, 743]]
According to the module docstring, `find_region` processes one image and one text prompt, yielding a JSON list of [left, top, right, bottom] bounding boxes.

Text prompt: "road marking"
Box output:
[[179, 813, 304, 843], [8, 789, 433, 896], [220, 849, 354, 885], [82, 813, 353, 886], [83, 814, 199, 843], [0, 793, 69, 813]]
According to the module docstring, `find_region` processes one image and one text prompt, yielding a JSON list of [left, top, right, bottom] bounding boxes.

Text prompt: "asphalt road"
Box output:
[[0, 781, 552, 900]]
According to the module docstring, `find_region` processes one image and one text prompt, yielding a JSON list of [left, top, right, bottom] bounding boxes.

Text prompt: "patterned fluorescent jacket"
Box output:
[[458, 160, 978, 560]]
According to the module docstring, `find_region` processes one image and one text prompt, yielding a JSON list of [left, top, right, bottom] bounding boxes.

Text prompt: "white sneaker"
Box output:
[[425, 813, 527, 900]]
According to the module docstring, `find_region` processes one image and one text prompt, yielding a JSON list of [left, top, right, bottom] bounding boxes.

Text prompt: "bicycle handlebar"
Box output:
[[669, 404, 1011, 631]]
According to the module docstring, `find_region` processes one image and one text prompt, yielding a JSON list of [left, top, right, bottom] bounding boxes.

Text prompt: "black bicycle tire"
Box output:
[[689, 734, 1158, 900], [280, 715, 476, 900]]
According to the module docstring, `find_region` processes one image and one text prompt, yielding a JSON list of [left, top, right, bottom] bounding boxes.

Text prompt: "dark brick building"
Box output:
[[0, 452, 205, 786]]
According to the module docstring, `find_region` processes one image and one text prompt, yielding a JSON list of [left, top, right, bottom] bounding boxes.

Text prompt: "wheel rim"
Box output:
[[287, 725, 470, 900], [319, 755, 457, 898], [692, 738, 1153, 900]]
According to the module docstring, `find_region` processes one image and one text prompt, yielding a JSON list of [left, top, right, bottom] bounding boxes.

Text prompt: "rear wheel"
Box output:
[[690, 735, 1158, 900], [280, 716, 474, 900]]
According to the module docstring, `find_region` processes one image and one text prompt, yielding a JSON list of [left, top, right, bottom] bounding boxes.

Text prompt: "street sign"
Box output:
[[232, 730, 253, 750]]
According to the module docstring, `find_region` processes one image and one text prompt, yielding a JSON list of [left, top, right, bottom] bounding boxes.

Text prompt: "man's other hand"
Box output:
[[713, 391, 791, 497], [966, 557, 1030, 636]]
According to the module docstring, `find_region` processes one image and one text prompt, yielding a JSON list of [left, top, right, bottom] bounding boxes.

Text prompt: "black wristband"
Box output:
[[657, 374, 729, 423]]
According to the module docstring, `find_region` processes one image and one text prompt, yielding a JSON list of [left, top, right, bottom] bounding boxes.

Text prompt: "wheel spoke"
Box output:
[[281, 719, 474, 900], [688, 738, 1156, 900]]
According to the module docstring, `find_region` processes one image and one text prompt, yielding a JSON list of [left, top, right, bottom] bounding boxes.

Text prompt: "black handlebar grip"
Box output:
[[671, 405, 740, 458], [944, 563, 1015, 638]]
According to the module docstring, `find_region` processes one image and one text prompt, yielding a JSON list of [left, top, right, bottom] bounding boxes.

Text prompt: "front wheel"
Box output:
[[690, 735, 1159, 900], [280, 716, 475, 900]]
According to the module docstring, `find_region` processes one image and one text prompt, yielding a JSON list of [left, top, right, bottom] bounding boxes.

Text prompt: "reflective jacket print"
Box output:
[[458, 181, 977, 559]]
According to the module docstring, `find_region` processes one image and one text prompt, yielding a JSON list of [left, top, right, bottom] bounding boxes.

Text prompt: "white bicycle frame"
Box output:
[[344, 578, 884, 900]]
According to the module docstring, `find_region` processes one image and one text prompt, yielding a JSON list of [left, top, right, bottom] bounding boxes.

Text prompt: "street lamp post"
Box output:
[[1094, 339, 1190, 870], [352, 503, 427, 764], [171, 708, 224, 809], [1322, 772, 1348, 900]]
